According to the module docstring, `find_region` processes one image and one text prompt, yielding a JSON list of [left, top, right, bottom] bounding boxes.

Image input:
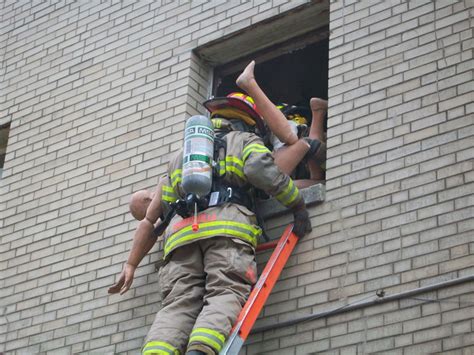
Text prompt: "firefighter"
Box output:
[[236, 60, 327, 188], [109, 94, 312, 355]]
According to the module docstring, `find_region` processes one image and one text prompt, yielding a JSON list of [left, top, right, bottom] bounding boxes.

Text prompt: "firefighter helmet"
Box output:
[[277, 103, 312, 126], [203, 92, 266, 134]]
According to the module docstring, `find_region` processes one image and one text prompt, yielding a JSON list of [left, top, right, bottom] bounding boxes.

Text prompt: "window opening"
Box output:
[[212, 31, 329, 185]]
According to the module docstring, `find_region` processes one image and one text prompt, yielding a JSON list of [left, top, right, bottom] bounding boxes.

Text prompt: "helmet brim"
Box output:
[[203, 97, 266, 134]]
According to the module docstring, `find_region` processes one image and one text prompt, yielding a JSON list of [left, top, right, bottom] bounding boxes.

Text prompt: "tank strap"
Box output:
[[213, 131, 228, 177], [153, 130, 259, 238], [153, 185, 254, 238], [208, 185, 253, 211]]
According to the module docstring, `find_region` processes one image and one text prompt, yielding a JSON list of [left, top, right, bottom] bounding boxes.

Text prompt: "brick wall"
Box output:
[[0, 0, 472, 354], [244, 1, 473, 354]]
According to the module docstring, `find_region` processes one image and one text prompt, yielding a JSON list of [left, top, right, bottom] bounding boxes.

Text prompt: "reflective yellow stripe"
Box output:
[[189, 328, 225, 352], [167, 220, 260, 245], [218, 160, 225, 176], [242, 143, 271, 161], [225, 164, 244, 179], [171, 169, 182, 180], [191, 328, 225, 344], [225, 156, 244, 179], [276, 179, 299, 207], [164, 221, 260, 256], [142, 341, 179, 355], [226, 156, 243, 168], [162, 195, 176, 203], [165, 223, 260, 255], [212, 118, 222, 128], [170, 169, 182, 189], [162, 185, 177, 203]]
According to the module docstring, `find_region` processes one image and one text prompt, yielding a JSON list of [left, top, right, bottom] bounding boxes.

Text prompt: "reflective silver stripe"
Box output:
[[143, 345, 174, 354], [275, 179, 299, 207], [142, 341, 178, 355], [242, 143, 271, 161], [225, 156, 245, 179], [162, 186, 177, 203], [189, 327, 226, 352], [170, 169, 182, 189], [164, 222, 260, 256]]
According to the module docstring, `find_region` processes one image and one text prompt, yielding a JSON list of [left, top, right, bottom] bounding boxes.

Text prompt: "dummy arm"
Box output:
[[108, 219, 158, 295], [108, 177, 166, 295], [126, 176, 166, 266], [125, 219, 158, 267]]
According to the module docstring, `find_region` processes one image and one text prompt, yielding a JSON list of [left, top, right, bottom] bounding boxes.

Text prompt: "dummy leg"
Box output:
[[279, 99, 328, 185], [306, 98, 327, 182], [274, 140, 310, 175], [236, 60, 298, 145], [309, 98, 327, 141]]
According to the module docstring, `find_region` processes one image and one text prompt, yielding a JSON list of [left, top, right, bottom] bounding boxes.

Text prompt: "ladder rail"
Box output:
[[220, 224, 298, 355]]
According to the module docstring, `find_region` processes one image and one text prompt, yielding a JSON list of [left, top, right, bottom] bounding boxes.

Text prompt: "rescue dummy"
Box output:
[[108, 176, 167, 295], [109, 95, 312, 355], [236, 60, 327, 188]]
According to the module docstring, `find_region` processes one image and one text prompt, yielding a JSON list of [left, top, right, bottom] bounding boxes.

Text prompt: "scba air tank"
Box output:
[[182, 115, 215, 197]]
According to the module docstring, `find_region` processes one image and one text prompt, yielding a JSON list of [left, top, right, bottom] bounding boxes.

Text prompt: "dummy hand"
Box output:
[[108, 263, 136, 295], [293, 208, 312, 238]]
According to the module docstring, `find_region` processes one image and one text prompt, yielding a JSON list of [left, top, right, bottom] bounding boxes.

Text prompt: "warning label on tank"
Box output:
[[184, 138, 213, 156], [185, 125, 214, 141], [183, 154, 211, 164]]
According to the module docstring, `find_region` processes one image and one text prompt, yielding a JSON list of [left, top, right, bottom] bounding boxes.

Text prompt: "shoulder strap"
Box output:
[[213, 131, 228, 178]]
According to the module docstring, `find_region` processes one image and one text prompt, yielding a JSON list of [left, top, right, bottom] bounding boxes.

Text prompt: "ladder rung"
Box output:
[[255, 240, 278, 252]]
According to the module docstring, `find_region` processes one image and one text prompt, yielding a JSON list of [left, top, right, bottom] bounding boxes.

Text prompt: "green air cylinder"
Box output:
[[182, 115, 215, 197]]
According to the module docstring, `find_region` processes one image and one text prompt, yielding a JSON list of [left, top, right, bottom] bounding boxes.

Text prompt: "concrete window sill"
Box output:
[[256, 183, 326, 220]]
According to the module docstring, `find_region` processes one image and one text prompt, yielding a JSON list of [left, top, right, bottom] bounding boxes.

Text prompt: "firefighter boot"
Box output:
[[187, 342, 215, 355]]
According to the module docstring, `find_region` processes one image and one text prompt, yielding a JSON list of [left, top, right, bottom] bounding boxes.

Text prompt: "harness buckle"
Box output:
[[209, 191, 219, 207]]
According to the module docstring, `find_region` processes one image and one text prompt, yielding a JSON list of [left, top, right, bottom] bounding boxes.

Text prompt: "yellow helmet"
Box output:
[[277, 103, 311, 125]]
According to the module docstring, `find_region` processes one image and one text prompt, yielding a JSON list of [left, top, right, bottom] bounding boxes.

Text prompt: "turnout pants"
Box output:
[[143, 237, 256, 355]]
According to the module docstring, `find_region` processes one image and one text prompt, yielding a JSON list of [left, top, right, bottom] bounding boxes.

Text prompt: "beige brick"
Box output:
[[2, 2, 473, 355], [369, 137, 403, 155], [405, 147, 440, 167], [404, 340, 443, 354], [442, 306, 474, 324]]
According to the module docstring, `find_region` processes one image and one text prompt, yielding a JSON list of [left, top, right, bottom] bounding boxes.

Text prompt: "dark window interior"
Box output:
[[213, 36, 328, 117], [0, 123, 10, 178]]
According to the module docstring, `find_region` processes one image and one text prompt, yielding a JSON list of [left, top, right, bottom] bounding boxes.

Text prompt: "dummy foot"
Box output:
[[236, 60, 256, 92], [310, 97, 328, 112]]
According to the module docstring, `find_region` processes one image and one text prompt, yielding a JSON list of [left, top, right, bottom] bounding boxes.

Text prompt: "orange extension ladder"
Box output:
[[220, 225, 298, 355]]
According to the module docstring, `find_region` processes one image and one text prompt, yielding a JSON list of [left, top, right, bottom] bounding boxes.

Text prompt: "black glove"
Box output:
[[293, 207, 312, 238]]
